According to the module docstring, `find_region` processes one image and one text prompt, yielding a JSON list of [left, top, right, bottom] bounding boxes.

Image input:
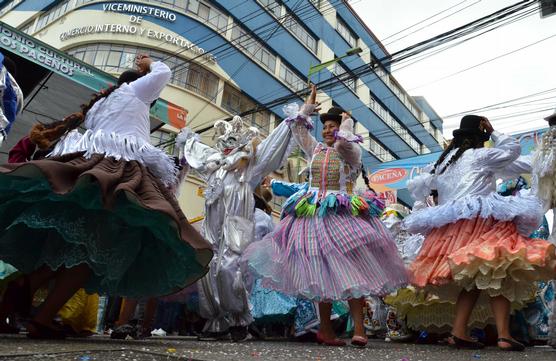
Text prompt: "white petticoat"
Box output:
[[403, 190, 543, 237]]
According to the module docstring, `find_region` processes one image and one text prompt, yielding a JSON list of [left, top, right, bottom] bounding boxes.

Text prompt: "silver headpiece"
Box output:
[[213, 116, 260, 154]]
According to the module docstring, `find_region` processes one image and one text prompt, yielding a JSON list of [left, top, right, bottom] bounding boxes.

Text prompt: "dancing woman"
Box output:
[[0, 55, 212, 338], [404, 116, 556, 351], [244, 85, 407, 346]]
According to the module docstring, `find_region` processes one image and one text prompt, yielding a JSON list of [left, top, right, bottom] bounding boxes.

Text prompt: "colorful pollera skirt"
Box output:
[[391, 217, 556, 332], [0, 153, 212, 298], [244, 190, 408, 301]]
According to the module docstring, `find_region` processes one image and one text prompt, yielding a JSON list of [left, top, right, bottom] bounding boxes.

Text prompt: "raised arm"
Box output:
[[249, 86, 323, 187], [176, 127, 221, 180], [270, 179, 307, 198], [286, 84, 321, 158], [249, 118, 294, 188], [476, 119, 520, 170], [130, 56, 172, 104], [334, 114, 362, 168]]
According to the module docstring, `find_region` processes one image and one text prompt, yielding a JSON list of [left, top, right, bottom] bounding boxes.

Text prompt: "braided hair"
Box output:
[[29, 69, 143, 150], [431, 133, 486, 175], [361, 164, 377, 193]]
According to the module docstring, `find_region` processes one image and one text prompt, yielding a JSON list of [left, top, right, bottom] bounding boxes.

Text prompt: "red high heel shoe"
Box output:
[[351, 335, 368, 347], [316, 332, 346, 346]]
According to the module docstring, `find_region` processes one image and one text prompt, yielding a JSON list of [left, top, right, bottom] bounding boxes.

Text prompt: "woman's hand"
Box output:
[[307, 83, 317, 105], [262, 176, 273, 189], [136, 54, 153, 75], [303, 84, 321, 114], [480, 117, 494, 133], [341, 112, 351, 122]]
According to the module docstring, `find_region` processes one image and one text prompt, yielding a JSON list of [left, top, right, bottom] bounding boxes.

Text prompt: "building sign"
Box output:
[[367, 127, 549, 194], [0, 22, 187, 129], [370, 168, 407, 185], [0, 24, 106, 84], [59, 3, 216, 63], [102, 2, 177, 22]]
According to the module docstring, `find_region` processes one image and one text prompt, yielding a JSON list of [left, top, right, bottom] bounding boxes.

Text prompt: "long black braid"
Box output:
[[431, 134, 485, 175], [361, 164, 377, 193]]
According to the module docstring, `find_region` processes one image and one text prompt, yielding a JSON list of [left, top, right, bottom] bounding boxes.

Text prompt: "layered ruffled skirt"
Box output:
[[393, 216, 556, 331], [244, 189, 408, 301], [0, 152, 213, 298]]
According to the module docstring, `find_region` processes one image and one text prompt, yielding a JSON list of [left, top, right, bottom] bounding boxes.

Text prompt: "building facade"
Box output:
[[0, 0, 444, 211]]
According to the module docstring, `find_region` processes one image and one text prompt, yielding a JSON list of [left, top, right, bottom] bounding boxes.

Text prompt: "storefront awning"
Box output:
[[0, 21, 186, 129]]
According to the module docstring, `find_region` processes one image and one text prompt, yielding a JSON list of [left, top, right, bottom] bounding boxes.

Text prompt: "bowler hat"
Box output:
[[320, 106, 344, 124], [545, 108, 556, 122], [452, 115, 485, 138]]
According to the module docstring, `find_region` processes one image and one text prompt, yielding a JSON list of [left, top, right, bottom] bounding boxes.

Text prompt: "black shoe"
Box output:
[[197, 330, 229, 341], [26, 320, 66, 340], [230, 326, 248, 342], [248, 324, 266, 340], [450, 334, 484, 350], [497, 338, 525, 352], [110, 324, 137, 340]]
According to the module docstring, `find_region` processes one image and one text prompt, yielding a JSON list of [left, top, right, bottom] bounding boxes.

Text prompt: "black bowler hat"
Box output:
[[545, 108, 556, 122], [320, 106, 344, 124], [452, 115, 485, 137]]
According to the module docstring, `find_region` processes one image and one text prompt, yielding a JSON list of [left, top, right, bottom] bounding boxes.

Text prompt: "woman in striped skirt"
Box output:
[[244, 85, 408, 346]]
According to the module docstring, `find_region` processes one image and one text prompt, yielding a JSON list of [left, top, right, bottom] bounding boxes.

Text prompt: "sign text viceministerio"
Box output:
[[59, 4, 216, 63]]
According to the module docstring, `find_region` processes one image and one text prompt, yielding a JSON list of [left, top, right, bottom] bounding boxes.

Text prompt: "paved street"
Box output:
[[0, 335, 554, 361]]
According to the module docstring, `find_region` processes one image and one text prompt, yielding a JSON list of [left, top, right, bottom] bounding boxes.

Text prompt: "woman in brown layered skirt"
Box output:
[[0, 55, 212, 339]]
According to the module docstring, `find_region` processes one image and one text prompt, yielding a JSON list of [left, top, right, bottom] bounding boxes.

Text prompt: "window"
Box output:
[[151, 130, 175, 155], [368, 137, 395, 162], [369, 92, 421, 154], [19, 20, 34, 34], [283, 16, 318, 53], [279, 63, 305, 92], [231, 26, 277, 73], [309, 0, 322, 10], [258, 0, 318, 54], [36, 0, 229, 34], [222, 84, 271, 135], [332, 62, 356, 93], [67, 43, 219, 100], [35, 0, 71, 31], [259, 0, 282, 18], [0, 0, 23, 16], [75, 0, 96, 6], [336, 17, 357, 47]]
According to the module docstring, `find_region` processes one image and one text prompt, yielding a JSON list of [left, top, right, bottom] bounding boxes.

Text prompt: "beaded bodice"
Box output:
[[309, 144, 354, 195]]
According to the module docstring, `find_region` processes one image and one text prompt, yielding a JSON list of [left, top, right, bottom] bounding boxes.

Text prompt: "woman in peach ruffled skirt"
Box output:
[[404, 116, 556, 351]]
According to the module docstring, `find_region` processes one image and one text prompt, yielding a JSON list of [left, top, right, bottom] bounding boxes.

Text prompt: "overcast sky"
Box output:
[[351, 0, 556, 138]]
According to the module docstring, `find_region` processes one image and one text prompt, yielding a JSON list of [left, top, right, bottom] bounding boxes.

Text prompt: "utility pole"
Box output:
[[540, 0, 556, 18]]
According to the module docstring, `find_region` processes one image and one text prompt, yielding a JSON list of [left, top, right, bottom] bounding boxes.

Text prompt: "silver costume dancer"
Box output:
[[177, 115, 293, 340]]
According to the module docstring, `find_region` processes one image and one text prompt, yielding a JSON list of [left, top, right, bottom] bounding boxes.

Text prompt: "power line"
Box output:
[[383, 0, 483, 47], [237, 0, 536, 119], [185, 0, 308, 128], [151, 0, 537, 155], [406, 35, 556, 91], [442, 87, 556, 119], [175, 0, 348, 70], [378, 0, 472, 43]]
